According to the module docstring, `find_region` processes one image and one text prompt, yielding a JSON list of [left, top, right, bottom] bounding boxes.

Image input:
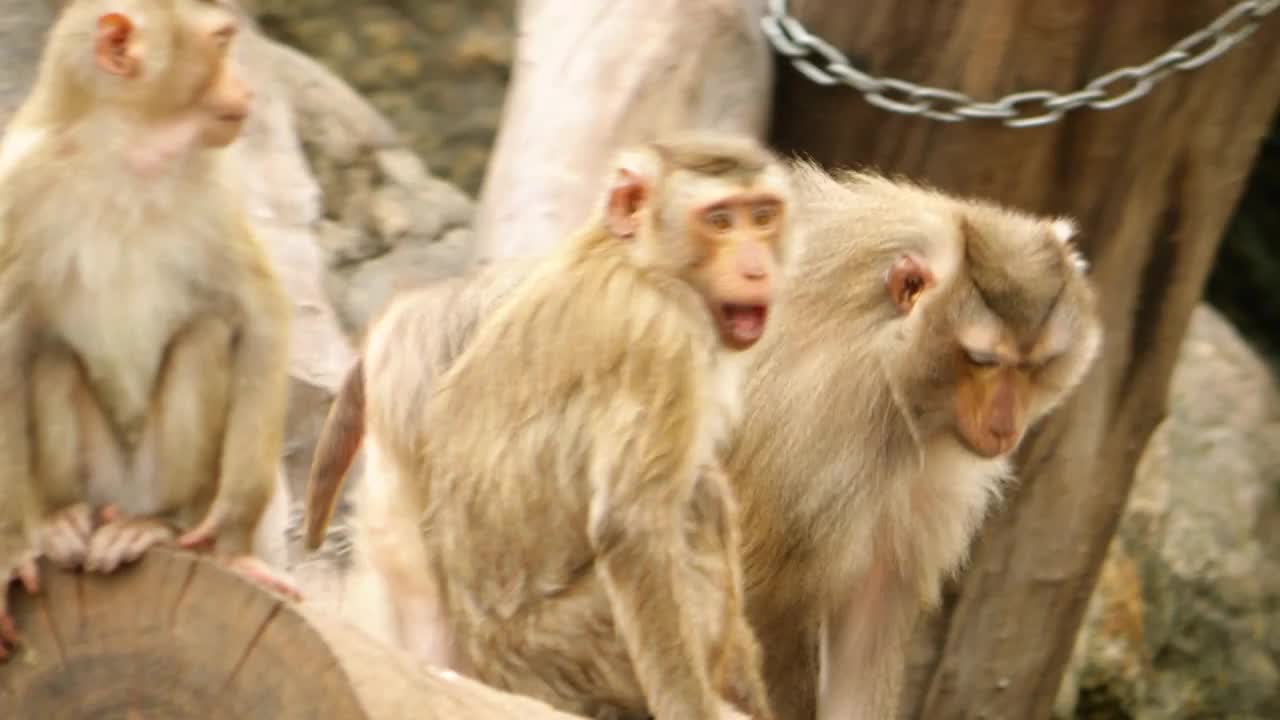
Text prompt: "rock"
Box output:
[[329, 228, 474, 336], [1055, 306, 1280, 719], [0, 1, 54, 124], [252, 0, 515, 195]]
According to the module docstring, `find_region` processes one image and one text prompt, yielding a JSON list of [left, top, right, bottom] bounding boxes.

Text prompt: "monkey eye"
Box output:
[[703, 207, 733, 232], [751, 203, 777, 227], [213, 24, 237, 46], [963, 348, 1000, 367]]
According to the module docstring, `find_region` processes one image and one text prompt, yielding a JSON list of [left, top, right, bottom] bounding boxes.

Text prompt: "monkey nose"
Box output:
[[988, 430, 1018, 457]]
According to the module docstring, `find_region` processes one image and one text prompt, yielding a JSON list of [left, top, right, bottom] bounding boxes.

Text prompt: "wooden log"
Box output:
[[0, 549, 581, 719], [472, 0, 774, 263], [763, 1, 1280, 718]]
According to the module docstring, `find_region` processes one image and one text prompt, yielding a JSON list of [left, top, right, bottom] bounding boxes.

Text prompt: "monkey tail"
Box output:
[[303, 359, 366, 551]]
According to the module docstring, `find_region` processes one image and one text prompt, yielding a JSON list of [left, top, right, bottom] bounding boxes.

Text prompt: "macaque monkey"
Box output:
[[0, 0, 297, 660], [726, 164, 1103, 719], [305, 134, 791, 719], [305, 159, 1101, 718]]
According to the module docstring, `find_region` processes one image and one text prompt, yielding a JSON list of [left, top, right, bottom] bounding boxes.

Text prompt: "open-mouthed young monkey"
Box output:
[[0, 0, 297, 660], [726, 163, 1103, 719], [304, 134, 790, 719]]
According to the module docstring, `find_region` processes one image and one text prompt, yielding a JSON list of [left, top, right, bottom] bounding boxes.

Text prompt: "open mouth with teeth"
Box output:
[[715, 303, 769, 350]]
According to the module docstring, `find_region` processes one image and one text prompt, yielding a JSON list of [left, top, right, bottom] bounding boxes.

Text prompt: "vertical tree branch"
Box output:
[[765, 1, 1280, 717], [473, 0, 773, 263]]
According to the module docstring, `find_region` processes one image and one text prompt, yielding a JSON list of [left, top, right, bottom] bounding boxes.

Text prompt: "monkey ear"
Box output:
[[605, 167, 650, 239], [886, 254, 935, 314], [94, 13, 141, 77], [1050, 218, 1091, 274]]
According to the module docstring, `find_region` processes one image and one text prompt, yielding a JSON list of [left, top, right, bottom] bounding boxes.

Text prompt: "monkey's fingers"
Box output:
[[17, 557, 39, 595], [65, 503, 93, 537], [85, 520, 173, 573], [37, 502, 93, 567], [84, 524, 129, 573], [224, 555, 302, 603], [0, 559, 39, 662], [40, 511, 92, 569], [0, 610, 16, 661], [176, 508, 224, 550], [97, 503, 124, 525], [121, 523, 173, 563]]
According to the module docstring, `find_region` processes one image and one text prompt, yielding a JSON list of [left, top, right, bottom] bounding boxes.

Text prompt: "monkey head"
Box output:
[[886, 207, 1102, 460], [600, 134, 794, 352], [55, 0, 252, 148]]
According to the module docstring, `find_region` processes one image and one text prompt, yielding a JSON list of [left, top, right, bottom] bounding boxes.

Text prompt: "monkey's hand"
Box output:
[[83, 510, 176, 574], [717, 701, 752, 720], [176, 506, 302, 602], [34, 502, 94, 569], [221, 555, 302, 602], [174, 501, 230, 552], [0, 545, 40, 662], [176, 499, 264, 558]]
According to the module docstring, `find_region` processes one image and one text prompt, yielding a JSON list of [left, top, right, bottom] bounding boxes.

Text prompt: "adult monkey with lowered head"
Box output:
[[306, 134, 792, 720], [728, 163, 1102, 719], [0, 0, 297, 661]]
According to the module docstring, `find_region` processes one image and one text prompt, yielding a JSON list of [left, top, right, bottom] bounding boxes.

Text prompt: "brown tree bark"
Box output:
[[0, 549, 581, 719], [764, 1, 1280, 718], [472, 0, 774, 262]]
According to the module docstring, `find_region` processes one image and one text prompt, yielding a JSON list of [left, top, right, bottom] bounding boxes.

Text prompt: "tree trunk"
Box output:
[[0, 549, 581, 719], [472, 0, 774, 262], [764, 1, 1280, 718]]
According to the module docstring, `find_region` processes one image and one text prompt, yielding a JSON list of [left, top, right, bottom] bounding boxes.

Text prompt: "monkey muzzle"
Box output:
[[717, 303, 769, 350]]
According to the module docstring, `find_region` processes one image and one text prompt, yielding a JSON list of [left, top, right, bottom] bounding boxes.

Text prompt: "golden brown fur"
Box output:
[[307, 159, 1101, 719], [729, 163, 1101, 719], [306, 134, 793, 719], [0, 0, 296, 660]]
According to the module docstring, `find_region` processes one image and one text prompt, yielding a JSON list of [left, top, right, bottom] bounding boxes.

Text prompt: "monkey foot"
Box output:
[[37, 502, 94, 569], [0, 555, 40, 662], [83, 517, 176, 574], [223, 555, 302, 603]]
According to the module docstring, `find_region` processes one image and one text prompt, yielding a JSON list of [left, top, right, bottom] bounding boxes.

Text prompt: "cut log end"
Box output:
[[0, 548, 365, 719], [0, 548, 581, 720]]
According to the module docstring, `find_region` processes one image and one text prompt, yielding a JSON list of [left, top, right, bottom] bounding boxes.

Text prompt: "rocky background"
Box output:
[[1053, 308, 1280, 719], [248, 0, 515, 196], [0, 2, 1276, 718]]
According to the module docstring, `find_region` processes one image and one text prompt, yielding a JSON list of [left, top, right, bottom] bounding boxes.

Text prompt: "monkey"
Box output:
[[302, 264, 529, 657], [724, 163, 1103, 720], [304, 133, 792, 719], [302, 261, 530, 556], [303, 161, 1101, 719], [0, 0, 298, 661]]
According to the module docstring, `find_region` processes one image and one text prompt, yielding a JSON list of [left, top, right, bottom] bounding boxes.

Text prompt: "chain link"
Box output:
[[761, 0, 1278, 127]]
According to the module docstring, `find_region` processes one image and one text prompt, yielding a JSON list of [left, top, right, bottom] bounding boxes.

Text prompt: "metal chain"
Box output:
[[761, 0, 1279, 128]]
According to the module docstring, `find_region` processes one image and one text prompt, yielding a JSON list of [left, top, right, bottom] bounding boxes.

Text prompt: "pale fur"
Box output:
[[310, 136, 791, 720], [0, 0, 293, 621], [350, 265, 529, 669], [728, 162, 1102, 720], [319, 160, 1103, 720], [414, 218, 762, 719]]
